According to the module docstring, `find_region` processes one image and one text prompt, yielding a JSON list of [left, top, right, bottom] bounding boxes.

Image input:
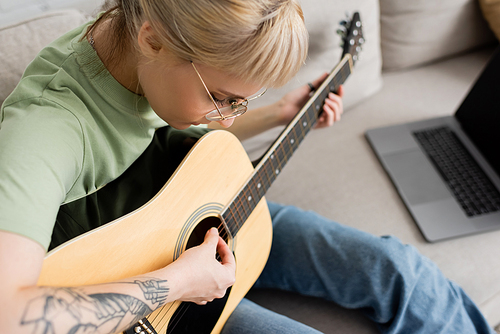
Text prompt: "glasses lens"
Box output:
[[205, 104, 247, 121]]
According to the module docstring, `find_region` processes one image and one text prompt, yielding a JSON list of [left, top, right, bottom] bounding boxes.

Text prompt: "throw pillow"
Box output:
[[380, 0, 495, 71]]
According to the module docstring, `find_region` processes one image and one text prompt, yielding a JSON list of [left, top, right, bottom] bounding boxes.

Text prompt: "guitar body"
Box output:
[[37, 130, 273, 334]]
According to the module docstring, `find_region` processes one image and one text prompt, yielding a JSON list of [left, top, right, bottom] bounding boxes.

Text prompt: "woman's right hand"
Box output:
[[167, 228, 236, 305]]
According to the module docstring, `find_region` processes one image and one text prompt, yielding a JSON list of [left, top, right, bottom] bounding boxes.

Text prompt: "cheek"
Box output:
[[138, 64, 212, 121], [148, 88, 209, 122]]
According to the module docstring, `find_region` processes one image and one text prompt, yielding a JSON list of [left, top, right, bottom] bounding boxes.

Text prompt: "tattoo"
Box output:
[[21, 279, 169, 334], [135, 279, 169, 307]]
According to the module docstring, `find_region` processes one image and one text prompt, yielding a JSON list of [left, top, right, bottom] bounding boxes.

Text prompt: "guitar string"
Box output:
[[148, 300, 177, 329], [144, 65, 350, 333], [158, 300, 191, 333]]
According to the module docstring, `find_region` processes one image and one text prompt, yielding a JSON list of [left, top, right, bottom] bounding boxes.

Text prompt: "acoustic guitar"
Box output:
[[37, 12, 364, 334]]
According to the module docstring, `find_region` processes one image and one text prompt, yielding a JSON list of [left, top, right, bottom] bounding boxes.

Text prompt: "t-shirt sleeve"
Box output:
[[0, 99, 84, 250]]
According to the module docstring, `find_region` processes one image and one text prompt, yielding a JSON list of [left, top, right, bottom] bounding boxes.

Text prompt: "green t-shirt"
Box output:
[[0, 22, 172, 250]]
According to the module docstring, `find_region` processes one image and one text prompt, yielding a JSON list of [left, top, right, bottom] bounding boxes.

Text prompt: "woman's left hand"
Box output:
[[276, 72, 344, 128]]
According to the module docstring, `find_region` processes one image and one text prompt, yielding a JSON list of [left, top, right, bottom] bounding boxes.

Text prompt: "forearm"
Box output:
[[2, 228, 235, 334], [6, 269, 179, 334]]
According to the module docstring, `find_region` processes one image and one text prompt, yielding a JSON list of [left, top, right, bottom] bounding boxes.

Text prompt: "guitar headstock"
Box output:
[[337, 12, 364, 64]]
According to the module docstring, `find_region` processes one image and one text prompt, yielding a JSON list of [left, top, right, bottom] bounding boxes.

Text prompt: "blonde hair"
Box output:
[[88, 0, 308, 88]]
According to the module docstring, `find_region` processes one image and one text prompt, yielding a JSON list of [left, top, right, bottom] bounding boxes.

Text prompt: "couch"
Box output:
[[1, 0, 499, 333]]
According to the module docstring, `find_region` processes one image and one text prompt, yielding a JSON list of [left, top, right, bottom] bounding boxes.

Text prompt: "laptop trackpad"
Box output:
[[384, 149, 452, 205]]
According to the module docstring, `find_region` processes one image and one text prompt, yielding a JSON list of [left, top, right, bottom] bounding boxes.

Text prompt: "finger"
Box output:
[[325, 93, 343, 117], [217, 237, 236, 268], [323, 104, 336, 126], [337, 85, 345, 97], [324, 104, 339, 123], [315, 106, 334, 128], [203, 227, 220, 248], [324, 99, 341, 122], [309, 72, 329, 91]]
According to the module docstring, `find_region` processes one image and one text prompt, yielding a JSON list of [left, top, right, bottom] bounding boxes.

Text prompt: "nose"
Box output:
[[216, 118, 235, 128]]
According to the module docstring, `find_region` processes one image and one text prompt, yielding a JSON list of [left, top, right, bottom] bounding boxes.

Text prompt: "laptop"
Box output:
[[365, 48, 500, 242]]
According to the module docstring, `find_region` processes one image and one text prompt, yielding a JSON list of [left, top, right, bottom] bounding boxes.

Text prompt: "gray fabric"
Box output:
[[0, 10, 89, 104], [0, 0, 100, 29], [380, 0, 496, 70]]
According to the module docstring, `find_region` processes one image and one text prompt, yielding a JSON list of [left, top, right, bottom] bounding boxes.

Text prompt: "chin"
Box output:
[[168, 122, 191, 130]]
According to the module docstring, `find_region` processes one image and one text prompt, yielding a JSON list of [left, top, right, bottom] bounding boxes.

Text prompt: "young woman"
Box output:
[[0, 0, 494, 333]]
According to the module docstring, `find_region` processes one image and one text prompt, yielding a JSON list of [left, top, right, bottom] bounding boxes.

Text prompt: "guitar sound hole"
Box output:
[[186, 216, 228, 250]]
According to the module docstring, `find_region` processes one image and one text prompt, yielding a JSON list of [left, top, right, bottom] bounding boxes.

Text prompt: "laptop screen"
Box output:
[[456, 47, 500, 175]]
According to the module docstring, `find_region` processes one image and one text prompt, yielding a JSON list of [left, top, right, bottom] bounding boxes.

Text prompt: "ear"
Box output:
[[137, 21, 162, 57]]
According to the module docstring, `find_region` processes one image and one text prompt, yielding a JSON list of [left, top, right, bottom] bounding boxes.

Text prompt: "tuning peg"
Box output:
[[337, 26, 347, 36], [358, 37, 365, 45]]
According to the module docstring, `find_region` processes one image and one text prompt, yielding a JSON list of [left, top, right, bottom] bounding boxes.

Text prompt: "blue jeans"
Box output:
[[221, 202, 494, 334]]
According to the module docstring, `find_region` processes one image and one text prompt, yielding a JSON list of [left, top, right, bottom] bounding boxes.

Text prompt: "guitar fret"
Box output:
[[280, 138, 291, 161], [233, 197, 245, 223], [225, 211, 239, 237], [275, 145, 287, 172], [225, 210, 237, 236], [246, 183, 260, 209], [260, 162, 273, 190], [269, 150, 280, 174], [239, 191, 251, 217], [233, 202, 245, 229], [290, 127, 300, 153], [253, 172, 267, 197], [265, 156, 278, 184]]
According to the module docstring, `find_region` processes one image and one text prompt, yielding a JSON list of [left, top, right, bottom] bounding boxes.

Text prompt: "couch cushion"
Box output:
[[479, 0, 500, 41], [0, 0, 103, 29], [0, 10, 89, 104], [243, 0, 382, 159], [380, 0, 496, 71]]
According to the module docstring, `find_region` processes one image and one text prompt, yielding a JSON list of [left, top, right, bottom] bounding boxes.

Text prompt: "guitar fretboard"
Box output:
[[221, 55, 352, 237]]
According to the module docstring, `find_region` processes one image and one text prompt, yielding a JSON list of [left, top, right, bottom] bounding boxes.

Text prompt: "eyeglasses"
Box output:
[[191, 62, 266, 121]]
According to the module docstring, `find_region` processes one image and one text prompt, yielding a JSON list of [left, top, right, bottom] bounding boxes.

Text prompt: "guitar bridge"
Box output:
[[124, 318, 157, 334]]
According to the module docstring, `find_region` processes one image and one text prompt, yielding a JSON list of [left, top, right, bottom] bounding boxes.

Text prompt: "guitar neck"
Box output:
[[221, 54, 353, 236]]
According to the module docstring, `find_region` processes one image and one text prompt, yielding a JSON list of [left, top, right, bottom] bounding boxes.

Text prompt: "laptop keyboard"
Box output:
[[413, 126, 500, 217]]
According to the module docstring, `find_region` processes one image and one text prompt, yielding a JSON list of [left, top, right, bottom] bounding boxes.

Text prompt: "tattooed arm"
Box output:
[[0, 228, 235, 334]]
